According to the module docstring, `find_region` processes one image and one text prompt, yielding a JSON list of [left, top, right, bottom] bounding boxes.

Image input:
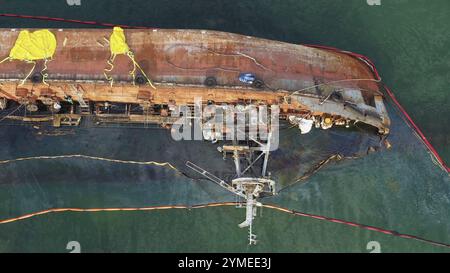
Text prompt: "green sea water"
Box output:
[[0, 0, 449, 252]]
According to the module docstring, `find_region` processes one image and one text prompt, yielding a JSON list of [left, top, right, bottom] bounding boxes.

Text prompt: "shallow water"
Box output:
[[0, 0, 448, 252]]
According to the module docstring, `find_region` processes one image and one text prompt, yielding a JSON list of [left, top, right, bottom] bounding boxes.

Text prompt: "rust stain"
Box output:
[[68, 47, 109, 62]]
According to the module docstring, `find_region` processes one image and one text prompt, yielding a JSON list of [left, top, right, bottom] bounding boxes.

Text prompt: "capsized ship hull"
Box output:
[[0, 28, 390, 134]]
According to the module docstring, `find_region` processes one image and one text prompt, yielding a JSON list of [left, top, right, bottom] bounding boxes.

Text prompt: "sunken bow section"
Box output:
[[0, 27, 390, 134]]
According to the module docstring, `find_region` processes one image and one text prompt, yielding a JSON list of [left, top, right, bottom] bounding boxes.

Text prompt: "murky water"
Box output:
[[0, 0, 448, 252]]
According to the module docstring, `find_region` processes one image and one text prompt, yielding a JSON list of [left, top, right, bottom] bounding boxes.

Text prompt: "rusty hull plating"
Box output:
[[0, 28, 390, 134]]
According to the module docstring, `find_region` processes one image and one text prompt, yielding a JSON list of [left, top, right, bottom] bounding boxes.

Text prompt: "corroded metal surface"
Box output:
[[0, 28, 389, 133], [0, 28, 380, 91]]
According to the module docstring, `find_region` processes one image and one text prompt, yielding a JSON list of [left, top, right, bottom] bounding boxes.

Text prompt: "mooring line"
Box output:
[[0, 104, 24, 123], [0, 201, 449, 249]]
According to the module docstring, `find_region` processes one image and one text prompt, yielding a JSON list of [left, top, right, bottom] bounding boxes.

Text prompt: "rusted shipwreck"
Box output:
[[0, 28, 390, 134]]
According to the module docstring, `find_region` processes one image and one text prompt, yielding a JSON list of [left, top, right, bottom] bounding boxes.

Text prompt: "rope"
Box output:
[[0, 57, 10, 64], [103, 52, 156, 89], [302, 44, 382, 81], [128, 53, 137, 84], [41, 58, 51, 86], [103, 54, 116, 87], [290, 78, 382, 96], [18, 60, 36, 86], [127, 51, 156, 89], [0, 58, 39, 86], [0, 104, 24, 123]]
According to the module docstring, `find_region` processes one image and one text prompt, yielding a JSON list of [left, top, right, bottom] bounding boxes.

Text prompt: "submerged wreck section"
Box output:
[[0, 28, 390, 134]]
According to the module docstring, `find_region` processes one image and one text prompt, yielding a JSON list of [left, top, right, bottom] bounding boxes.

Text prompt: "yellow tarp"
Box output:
[[9, 29, 56, 61], [104, 26, 156, 89], [0, 29, 57, 85], [109, 27, 130, 55]]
